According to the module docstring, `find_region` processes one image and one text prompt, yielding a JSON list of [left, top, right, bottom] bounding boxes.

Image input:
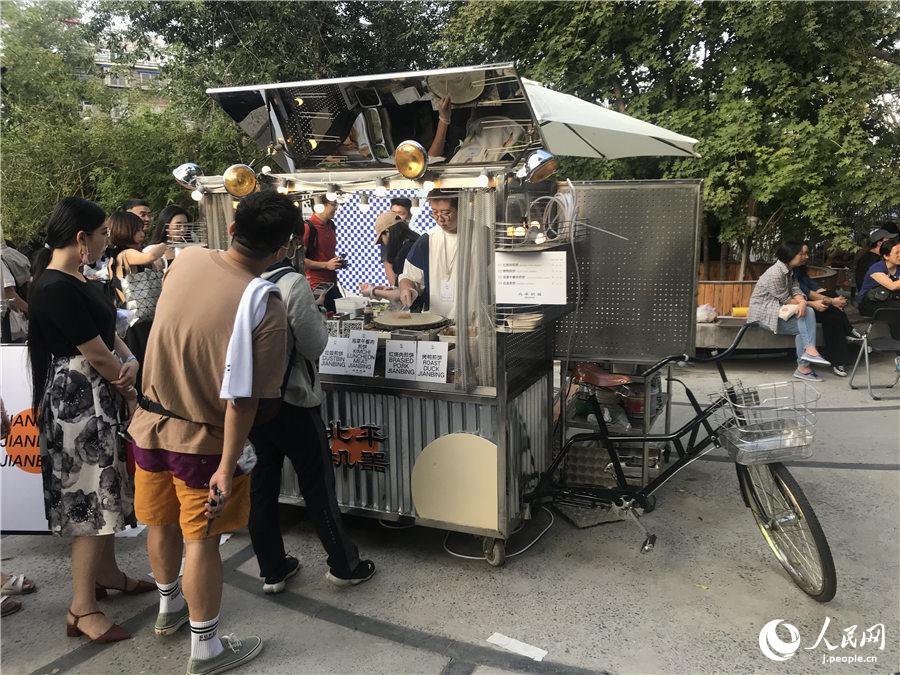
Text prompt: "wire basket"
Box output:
[[713, 380, 820, 465]]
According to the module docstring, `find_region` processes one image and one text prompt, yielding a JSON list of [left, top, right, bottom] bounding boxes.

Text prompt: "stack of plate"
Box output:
[[505, 313, 542, 331]]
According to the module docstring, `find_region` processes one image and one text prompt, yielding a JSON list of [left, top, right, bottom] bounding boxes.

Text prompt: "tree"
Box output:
[[440, 1, 900, 270]]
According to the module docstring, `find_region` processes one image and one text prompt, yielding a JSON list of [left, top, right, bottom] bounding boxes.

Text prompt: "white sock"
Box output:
[[190, 615, 224, 661], [156, 579, 185, 614]]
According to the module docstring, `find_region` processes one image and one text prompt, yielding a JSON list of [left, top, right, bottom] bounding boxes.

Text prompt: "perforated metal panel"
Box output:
[[554, 180, 702, 363]]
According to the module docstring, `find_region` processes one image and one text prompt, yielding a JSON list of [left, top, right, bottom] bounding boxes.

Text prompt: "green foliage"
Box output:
[[2, 0, 896, 253], [440, 0, 900, 251]]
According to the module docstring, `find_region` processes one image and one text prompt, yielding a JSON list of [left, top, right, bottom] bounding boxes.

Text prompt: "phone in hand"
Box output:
[[313, 282, 335, 302]]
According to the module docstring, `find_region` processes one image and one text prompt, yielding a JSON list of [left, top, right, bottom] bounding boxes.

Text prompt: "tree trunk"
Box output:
[[701, 214, 710, 280], [739, 199, 759, 281], [718, 245, 726, 280], [738, 235, 751, 282]]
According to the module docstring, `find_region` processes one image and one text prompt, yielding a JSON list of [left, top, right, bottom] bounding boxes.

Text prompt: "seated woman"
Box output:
[[108, 211, 170, 391], [793, 243, 857, 377], [857, 237, 900, 341], [359, 211, 420, 307], [748, 241, 831, 382]]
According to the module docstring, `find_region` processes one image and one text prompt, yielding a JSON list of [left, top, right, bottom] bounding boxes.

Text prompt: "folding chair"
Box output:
[[848, 307, 900, 400]]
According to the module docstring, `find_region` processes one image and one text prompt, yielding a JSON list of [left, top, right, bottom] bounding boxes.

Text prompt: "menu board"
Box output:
[[495, 251, 567, 305]]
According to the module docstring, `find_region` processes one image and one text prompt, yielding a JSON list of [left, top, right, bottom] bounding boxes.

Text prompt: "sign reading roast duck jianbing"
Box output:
[[206, 64, 544, 173]]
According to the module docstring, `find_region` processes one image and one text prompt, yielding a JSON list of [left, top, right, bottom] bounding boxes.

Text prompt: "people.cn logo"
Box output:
[[759, 619, 802, 661]]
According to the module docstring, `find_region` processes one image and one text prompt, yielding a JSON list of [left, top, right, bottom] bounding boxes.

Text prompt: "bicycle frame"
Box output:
[[526, 324, 755, 512]]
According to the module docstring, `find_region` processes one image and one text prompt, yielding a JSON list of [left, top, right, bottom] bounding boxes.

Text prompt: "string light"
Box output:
[[190, 189, 204, 202], [313, 195, 326, 214], [374, 177, 388, 197], [325, 184, 339, 201], [261, 165, 272, 175], [410, 196, 421, 216], [477, 169, 491, 188], [358, 193, 370, 211], [422, 179, 435, 192]]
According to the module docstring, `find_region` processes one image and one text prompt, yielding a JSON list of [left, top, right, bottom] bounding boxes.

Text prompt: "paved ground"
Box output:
[[2, 353, 898, 674]]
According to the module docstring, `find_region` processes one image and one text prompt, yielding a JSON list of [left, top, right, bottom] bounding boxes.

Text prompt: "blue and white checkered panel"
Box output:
[[332, 189, 436, 294]]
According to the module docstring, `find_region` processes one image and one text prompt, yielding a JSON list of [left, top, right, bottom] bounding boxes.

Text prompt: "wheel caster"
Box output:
[[640, 534, 657, 554], [482, 538, 506, 567]]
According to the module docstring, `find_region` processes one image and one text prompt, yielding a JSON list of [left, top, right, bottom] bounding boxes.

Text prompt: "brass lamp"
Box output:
[[394, 140, 428, 180], [223, 164, 258, 198]]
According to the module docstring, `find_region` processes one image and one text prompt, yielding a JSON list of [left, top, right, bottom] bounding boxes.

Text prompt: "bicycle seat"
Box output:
[[572, 363, 632, 388]]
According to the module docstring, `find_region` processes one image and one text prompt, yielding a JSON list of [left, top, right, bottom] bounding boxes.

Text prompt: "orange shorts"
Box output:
[[134, 465, 250, 540]]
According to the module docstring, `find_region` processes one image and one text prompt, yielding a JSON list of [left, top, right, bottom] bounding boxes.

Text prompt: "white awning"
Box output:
[[522, 79, 699, 159]]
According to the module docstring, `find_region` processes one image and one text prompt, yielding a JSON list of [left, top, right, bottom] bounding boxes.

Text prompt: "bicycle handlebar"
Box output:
[[638, 321, 759, 379]]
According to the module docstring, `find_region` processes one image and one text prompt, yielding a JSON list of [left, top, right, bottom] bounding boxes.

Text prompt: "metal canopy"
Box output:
[[206, 64, 699, 175]]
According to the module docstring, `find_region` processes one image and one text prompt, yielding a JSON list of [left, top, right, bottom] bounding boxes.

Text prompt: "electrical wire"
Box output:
[[441, 507, 555, 561], [378, 518, 415, 530]]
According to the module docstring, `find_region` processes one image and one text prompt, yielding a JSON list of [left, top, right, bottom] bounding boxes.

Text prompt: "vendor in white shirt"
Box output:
[[398, 194, 459, 318]]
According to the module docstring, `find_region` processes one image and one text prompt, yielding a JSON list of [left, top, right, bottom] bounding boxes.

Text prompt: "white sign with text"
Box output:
[[385, 340, 419, 381], [318, 337, 350, 375], [415, 340, 450, 383], [495, 251, 567, 305], [346, 330, 378, 377]]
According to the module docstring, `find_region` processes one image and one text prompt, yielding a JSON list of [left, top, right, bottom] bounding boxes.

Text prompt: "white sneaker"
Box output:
[[832, 366, 848, 377]]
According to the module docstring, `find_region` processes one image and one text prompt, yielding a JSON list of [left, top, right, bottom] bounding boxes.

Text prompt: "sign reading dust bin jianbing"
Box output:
[[0, 345, 51, 532]]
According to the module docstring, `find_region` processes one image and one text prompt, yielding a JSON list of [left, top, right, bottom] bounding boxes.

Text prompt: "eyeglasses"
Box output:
[[431, 209, 456, 219]]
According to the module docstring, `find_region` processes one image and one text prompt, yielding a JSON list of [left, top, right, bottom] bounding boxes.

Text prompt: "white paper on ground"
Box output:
[[115, 524, 147, 538], [486, 633, 547, 662]]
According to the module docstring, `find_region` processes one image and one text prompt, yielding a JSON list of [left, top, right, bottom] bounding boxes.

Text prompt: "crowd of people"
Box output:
[[1, 188, 465, 674], [748, 228, 900, 380]]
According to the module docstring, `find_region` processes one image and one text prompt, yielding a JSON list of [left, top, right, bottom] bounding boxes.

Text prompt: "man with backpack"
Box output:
[[302, 197, 344, 312], [248, 230, 375, 595]]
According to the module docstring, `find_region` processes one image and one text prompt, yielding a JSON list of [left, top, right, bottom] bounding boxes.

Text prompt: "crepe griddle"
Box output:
[[374, 311, 448, 330]]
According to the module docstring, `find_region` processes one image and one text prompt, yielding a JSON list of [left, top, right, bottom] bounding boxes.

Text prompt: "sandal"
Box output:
[[95, 570, 155, 600], [1, 597, 22, 617], [1, 574, 37, 596], [66, 608, 130, 642]]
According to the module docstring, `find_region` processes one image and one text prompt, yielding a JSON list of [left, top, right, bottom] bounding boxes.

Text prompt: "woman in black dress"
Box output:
[[29, 198, 152, 643]]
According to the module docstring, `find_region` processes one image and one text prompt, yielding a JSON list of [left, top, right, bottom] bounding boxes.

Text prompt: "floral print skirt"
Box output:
[[39, 355, 136, 536]]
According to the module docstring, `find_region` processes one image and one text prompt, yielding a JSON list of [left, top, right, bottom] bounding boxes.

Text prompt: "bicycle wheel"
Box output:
[[736, 462, 836, 602]]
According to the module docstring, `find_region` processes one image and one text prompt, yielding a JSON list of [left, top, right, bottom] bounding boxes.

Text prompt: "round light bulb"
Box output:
[[326, 191, 338, 201], [314, 201, 326, 214], [261, 165, 272, 175], [514, 225, 527, 238], [191, 189, 203, 202], [277, 185, 289, 194], [477, 172, 490, 188], [293, 201, 300, 208], [422, 180, 435, 192], [358, 194, 370, 211], [374, 178, 388, 197], [534, 233, 547, 245]]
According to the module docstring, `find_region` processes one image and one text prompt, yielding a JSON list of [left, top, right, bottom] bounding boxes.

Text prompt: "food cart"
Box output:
[[180, 64, 700, 564]]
